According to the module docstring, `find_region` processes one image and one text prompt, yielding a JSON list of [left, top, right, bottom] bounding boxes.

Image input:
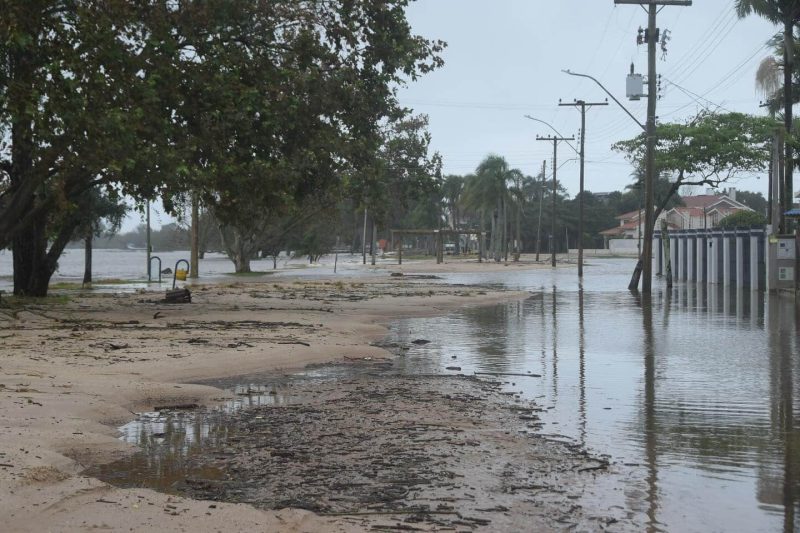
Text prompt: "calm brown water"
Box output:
[[92, 259, 799, 532]]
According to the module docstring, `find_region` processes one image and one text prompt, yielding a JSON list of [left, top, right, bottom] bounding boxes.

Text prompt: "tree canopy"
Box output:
[[613, 111, 775, 220], [0, 1, 445, 292]]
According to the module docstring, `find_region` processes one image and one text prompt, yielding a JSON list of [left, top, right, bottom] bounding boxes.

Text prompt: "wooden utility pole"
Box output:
[[614, 0, 691, 293], [190, 194, 199, 278], [559, 99, 607, 277], [146, 201, 152, 281], [362, 208, 368, 265], [536, 135, 575, 267]]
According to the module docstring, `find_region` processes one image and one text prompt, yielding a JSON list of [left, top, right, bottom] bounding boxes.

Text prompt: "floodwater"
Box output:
[[0, 248, 387, 292], [85, 258, 799, 532]]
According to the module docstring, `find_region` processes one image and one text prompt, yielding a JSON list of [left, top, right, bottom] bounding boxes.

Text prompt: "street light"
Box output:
[[561, 69, 652, 292], [523, 115, 580, 156]]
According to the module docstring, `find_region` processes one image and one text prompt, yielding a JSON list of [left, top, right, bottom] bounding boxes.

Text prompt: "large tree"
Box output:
[[613, 111, 774, 225], [1, 1, 445, 286], [167, 3, 442, 272], [0, 2, 174, 295]]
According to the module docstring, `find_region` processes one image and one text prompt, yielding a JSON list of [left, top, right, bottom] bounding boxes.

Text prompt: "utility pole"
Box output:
[[536, 160, 545, 262], [614, 0, 691, 294], [146, 201, 152, 281], [537, 135, 575, 267], [190, 194, 199, 279], [362, 208, 368, 265], [558, 99, 607, 277]]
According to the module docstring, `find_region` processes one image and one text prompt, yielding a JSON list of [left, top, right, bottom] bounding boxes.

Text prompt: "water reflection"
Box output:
[[387, 280, 800, 532]]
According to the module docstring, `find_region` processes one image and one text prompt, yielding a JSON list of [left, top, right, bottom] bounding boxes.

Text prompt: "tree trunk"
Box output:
[[231, 246, 251, 273], [503, 197, 509, 262], [12, 221, 50, 297], [515, 199, 521, 260], [83, 230, 93, 286], [492, 203, 496, 262], [13, 211, 79, 297], [219, 225, 253, 273]]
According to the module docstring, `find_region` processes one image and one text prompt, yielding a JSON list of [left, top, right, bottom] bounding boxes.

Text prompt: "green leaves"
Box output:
[[612, 111, 775, 187]]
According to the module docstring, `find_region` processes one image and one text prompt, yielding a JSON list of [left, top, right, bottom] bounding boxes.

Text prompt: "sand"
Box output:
[[0, 266, 641, 532], [0, 275, 532, 532]]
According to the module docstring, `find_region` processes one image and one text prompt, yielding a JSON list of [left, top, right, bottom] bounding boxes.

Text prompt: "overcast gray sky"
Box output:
[[398, 0, 776, 197]]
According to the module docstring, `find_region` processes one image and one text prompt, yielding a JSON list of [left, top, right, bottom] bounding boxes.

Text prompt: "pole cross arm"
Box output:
[[614, 0, 691, 5], [562, 70, 645, 131]]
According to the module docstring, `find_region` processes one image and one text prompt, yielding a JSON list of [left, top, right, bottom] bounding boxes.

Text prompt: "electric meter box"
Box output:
[[767, 234, 799, 291]]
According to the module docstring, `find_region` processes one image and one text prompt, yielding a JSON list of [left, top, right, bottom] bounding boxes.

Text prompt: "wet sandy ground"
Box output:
[[92, 363, 641, 531], [0, 274, 640, 531]]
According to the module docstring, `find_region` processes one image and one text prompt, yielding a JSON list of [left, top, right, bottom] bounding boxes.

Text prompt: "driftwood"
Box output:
[[163, 288, 191, 304], [153, 403, 199, 411], [475, 371, 542, 378]]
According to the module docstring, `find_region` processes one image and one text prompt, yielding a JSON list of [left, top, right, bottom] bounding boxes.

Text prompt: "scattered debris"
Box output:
[[164, 288, 191, 304]]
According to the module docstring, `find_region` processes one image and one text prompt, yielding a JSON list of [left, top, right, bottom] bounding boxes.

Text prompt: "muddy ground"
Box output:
[[90, 363, 641, 531]]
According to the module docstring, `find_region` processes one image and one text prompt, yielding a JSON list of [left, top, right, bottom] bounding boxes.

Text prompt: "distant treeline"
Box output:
[[65, 223, 224, 253]]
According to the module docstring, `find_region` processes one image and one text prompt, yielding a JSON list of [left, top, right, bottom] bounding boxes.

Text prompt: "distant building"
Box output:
[[659, 188, 752, 230], [599, 188, 752, 250], [592, 191, 615, 203], [600, 209, 646, 241]]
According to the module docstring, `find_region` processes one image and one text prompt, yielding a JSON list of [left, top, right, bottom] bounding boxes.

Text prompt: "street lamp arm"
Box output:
[[523, 115, 580, 156], [562, 69, 645, 131]]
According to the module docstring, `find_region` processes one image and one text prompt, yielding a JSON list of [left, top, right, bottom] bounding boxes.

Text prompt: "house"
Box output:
[[658, 188, 752, 230], [599, 188, 752, 251], [600, 209, 644, 241]]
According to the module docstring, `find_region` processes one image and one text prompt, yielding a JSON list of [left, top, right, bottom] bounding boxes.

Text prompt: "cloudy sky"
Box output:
[[398, 0, 776, 197]]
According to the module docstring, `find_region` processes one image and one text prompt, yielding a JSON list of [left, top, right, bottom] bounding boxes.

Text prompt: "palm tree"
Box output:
[[736, 0, 800, 224], [442, 174, 464, 229], [463, 155, 520, 261]]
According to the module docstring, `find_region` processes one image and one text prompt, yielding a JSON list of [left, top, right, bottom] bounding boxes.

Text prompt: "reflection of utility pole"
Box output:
[[559, 99, 607, 277], [614, 0, 692, 293], [536, 135, 575, 268], [536, 160, 546, 262]]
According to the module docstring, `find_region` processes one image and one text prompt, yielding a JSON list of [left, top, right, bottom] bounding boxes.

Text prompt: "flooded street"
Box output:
[[389, 260, 799, 532], [89, 259, 799, 531]]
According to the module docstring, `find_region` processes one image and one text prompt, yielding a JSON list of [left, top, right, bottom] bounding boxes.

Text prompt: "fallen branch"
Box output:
[[322, 510, 459, 517]]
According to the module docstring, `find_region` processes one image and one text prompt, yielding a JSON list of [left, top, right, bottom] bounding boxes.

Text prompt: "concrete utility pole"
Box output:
[[536, 135, 575, 267], [558, 99, 607, 277], [536, 160, 546, 262], [614, 0, 691, 293]]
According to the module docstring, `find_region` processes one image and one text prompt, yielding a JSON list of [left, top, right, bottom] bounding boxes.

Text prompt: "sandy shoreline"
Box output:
[[0, 275, 533, 531]]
